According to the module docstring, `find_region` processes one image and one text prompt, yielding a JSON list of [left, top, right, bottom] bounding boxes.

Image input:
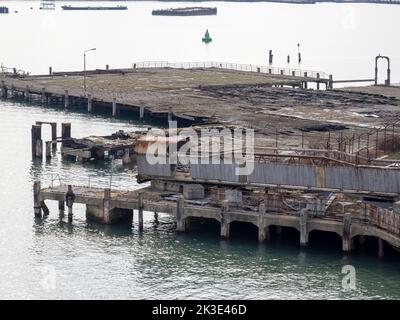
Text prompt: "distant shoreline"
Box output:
[[19, 0, 400, 4]]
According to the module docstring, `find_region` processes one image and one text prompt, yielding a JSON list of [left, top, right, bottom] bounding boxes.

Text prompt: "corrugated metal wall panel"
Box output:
[[137, 155, 173, 177]]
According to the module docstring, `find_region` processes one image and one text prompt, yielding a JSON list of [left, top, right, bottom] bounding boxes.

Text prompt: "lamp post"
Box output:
[[84, 48, 96, 94]]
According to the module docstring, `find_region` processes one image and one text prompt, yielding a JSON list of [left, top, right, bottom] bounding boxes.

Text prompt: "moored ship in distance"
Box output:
[[0, 6, 9, 14], [152, 7, 217, 16], [61, 5, 128, 11]]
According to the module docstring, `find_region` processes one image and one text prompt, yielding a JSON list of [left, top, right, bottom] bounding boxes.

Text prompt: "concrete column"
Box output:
[[87, 94, 92, 112], [316, 73, 320, 90], [168, 106, 173, 122], [35, 139, 43, 158], [64, 90, 69, 108], [112, 97, 117, 117], [10, 84, 15, 98], [50, 123, 57, 152], [58, 200, 65, 213], [258, 203, 269, 243], [66, 185, 75, 220], [299, 209, 309, 247], [176, 196, 186, 232], [138, 193, 144, 231], [33, 181, 42, 218], [45, 141, 51, 159], [25, 86, 30, 101], [1, 81, 7, 98], [378, 238, 384, 258], [61, 123, 71, 148], [31, 124, 42, 158], [342, 212, 352, 253], [49, 67, 52, 75], [41, 88, 46, 105], [329, 75, 333, 89], [220, 200, 230, 239], [139, 106, 145, 119], [103, 188, 111, 224]]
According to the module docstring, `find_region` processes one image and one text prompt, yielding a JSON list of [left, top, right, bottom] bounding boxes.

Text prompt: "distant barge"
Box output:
[[152, 7, 217, 16], [61, 5, 128, 11], [0, 6, 9, 14]]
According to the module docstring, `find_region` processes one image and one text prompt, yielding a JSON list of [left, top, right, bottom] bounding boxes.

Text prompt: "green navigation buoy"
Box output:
[[202, 29, 212, 44]]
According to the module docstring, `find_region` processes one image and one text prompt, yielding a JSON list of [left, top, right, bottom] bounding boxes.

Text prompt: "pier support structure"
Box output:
[[138, 193, 144, 231], [33, 181, 42, 218], [258, 203, 270, 243], [1, 81, 7, 98], [342, 212, 352, 253], [64, 90, 69, 108], [31, 124, 42, 158], [112, 97, 117, 117], [61, 123, 71, 148], [176, 196, 186, 232], [299, 209, 309, 247], [87, 94, 92, 113], [66, 185, 75, 220], [220, 200, 230, 239]]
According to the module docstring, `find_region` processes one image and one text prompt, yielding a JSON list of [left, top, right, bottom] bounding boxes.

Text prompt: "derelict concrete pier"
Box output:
[[33, 181, 400, 256]]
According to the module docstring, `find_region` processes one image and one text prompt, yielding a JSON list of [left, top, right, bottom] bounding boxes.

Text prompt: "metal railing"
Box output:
[[131, 61, 329, 80]]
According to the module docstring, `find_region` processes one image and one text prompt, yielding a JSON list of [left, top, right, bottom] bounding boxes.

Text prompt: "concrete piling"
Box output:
[[33, 181, 42, 218], [64, 90, 69, 108], [45, 141, 51, 159], [61, 123, 71, 147], [316, 73, 320, 90], [258, 203, 269, 243], [41, 88, 46, 105], [220, 200, 230, 239], [299, 209, 309, 247], [103, 188, 111, 224], [31, 124, 42, 158], [87, 94, 92, 112], [112, 97, 117, 116], [342, 213, 352, 253], [176, 196, 186, 232], [58, 200, 65, 213], [138, 193, 144, 231], [25, 86, 30, 101], [139, 106, 144, 119]]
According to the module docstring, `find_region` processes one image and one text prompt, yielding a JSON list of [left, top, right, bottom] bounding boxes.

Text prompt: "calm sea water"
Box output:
[[0, 1, 400, 300]]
